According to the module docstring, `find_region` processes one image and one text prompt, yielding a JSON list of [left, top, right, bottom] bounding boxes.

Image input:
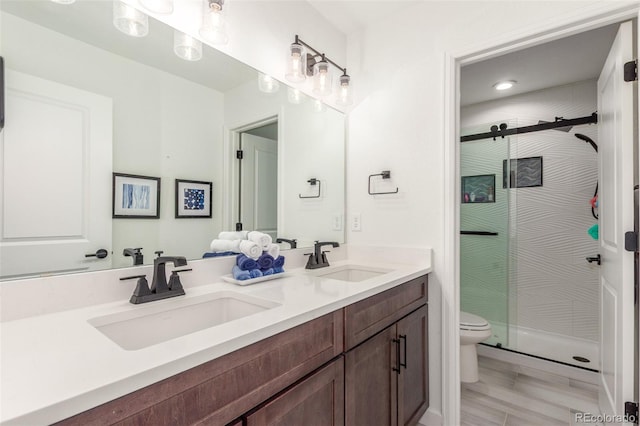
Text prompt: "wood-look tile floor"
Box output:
[[461, 356, 600, 426]]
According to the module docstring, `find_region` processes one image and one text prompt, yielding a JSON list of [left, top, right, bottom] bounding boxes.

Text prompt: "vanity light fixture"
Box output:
[[493, 80, 516, 91], [258, 73, 280, 94], [287, 87, 303, 104], [113, 1, 149, 37], [174, 31, 202, 61], [51, 0, 76, 4], [285, 35, 352, 105], [139, 0, 174, 14], [200, 0, 228, 45]]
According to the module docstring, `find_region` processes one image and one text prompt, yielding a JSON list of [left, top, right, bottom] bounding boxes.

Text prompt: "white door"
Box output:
[[239, 133, 277, 239], [0, 70, 112, 278], [597, 20, 635, 423]]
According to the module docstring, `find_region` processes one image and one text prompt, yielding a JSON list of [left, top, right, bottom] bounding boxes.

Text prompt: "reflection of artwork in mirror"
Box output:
[[113, 173, 161, 218], [176, 179, 212, 218], [462, 174, 495, 204], [503, 156, 543, 188]]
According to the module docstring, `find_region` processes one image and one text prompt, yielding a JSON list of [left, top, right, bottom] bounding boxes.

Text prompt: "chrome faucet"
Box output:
[[305, 241, 340, 269], [119, 254, 190, 304]]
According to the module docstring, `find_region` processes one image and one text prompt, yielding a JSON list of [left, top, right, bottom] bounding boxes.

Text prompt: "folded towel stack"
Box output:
[[273, 255, 286, 274], [218, 230, 249, 240], [257, 252, 275, 270], [210, 239, 261, 260], [247, 231, 273, 250], [266, 243, 280, 259], [236, 254, 258, 271]]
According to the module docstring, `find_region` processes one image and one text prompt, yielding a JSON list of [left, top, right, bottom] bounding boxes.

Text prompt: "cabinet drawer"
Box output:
[[57, 311, 344, 426], [344, 275, 427, 350]]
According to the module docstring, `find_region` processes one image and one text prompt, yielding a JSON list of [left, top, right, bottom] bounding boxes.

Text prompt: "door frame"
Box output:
[[442, 3, 640, 425], [223, 115, 279, 233]]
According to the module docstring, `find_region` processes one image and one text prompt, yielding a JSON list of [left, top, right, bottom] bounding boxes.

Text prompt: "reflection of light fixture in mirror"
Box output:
[[174, 31, 202, 61], [493, 80, 516, 91], [258, 73, 280, 94], [139, 0, 174, 14], [113, 1, 149, 37], [287, 87, 303, 104], [285, 40, 306, 83], [312, 56, 332, 96], [313, 99, 326, 113], [336, 73, 353, 106], [51, 0, 76, 4], [200, 0, 228, 45]]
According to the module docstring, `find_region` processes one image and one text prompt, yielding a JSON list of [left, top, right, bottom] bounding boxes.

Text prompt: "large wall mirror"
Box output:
[[0, 1, 345, 280]]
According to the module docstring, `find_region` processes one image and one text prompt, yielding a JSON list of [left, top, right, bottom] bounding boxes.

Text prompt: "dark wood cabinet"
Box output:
[[246, 357, 344, 426], [345, 305, 428, 426]]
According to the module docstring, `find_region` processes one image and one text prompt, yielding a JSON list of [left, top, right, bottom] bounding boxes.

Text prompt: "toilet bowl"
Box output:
[[460, 311, 492, 383]]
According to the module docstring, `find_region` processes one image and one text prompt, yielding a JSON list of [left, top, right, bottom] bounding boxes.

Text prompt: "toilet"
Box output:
[[460, 311, 492, 383]]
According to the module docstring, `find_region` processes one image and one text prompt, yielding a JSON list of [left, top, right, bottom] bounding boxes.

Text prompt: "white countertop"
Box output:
[[1, 256, 431, 425]]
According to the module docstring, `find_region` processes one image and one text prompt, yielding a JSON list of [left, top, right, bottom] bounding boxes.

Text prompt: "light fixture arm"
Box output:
[[294, 35, 348, 76]]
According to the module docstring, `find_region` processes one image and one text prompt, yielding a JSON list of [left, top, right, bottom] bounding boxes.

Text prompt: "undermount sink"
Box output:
[[89, 291, 280, 350], [312, 264, 393, 282]]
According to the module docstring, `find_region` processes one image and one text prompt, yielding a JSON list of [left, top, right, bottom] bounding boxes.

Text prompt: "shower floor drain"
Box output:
[[573, 356, 591, 363]]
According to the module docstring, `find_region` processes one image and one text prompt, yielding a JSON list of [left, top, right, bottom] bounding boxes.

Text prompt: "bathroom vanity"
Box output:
[[0, 249, 431, 425]]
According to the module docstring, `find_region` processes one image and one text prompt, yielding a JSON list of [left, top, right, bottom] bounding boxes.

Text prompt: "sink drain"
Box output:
[[573, 356, 590, 363]]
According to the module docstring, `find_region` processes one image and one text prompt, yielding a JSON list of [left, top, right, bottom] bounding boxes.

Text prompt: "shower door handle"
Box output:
[[586, 254, 601, 265]]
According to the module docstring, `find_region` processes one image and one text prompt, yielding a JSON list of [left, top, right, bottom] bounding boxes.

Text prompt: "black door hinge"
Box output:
[[235, 222, 243, 231], [625, 232, 638, 252], [625, 401, 638, 424], [236, 150, 244, 160], [624, 60, 638, 82]]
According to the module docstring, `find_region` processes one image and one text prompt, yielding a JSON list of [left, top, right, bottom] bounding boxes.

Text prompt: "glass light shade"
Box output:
[[113, 1, 149, 37], [285, 43, 306, 83], [313, 99, 326, 113], [258, 73, 280, 94], [287, 87, 303, 104], [139, 0, 173, 14], [199, 0, 228, 45], [312, 60, 332, 96], [174, 31, 202, 61], [336, 74, 353, 106], [51, 0, 76, 4]]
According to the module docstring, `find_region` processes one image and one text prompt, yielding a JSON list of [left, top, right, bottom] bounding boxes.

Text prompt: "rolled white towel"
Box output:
[[239, 240, 261, 260], [209, 239, 261, 259], [218, 230, 249, 240], [247, 231, 272, 250], [266, 243, 280, 259]]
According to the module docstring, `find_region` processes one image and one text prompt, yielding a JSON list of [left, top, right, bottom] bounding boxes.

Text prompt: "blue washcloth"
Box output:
[[273, 255, 285, 268], [274, 266, 285, 274], [258, 252, 275, 270], [232, 265, 251, 281], [236, 254, 259, 271], [262, 267, 274, 276], [203, 251, 235, 258], [249, 269, 263, 279]]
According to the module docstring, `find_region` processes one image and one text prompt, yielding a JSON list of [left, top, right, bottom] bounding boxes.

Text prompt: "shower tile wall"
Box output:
[[461, 80, 599, 342]]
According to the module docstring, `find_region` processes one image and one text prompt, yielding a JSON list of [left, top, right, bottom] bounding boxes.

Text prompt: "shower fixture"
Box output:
[[575, 133, 598, 152]]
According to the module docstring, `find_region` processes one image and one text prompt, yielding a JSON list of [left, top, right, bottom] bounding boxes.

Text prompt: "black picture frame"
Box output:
[[503, 156, 543, 188], [112, 173, 161, 218], [461, 174, 496, 204], [175, 179, 212, 218]]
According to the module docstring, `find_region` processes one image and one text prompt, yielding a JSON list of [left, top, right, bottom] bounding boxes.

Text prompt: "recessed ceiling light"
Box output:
[[493, 80, 516, 91]]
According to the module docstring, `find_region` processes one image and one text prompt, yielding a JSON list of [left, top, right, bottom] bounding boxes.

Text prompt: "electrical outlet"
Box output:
[[332, 214, 343, 231], [351, 213, 362, 232]]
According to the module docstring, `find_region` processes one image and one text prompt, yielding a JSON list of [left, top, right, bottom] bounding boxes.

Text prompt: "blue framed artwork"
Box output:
[[113, 173, 161, 218], [503, 156, 543, 188], [175, 179, 212, 218], [461, 174, 495, 204]]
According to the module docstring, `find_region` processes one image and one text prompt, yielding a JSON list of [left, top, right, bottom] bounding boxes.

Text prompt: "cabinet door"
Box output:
[[345, 326, 398, 426], [246, 357, 344, 426], [397, 306, 429, 426]]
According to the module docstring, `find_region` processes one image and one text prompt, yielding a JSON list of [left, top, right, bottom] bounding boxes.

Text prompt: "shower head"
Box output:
[[575, 133, 598, 152]]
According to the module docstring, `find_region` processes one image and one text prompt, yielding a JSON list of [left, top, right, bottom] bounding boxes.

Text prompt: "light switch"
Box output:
[[351, 213, 362, 232]]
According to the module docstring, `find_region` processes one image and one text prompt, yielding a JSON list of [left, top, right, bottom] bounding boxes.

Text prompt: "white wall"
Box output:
[[1, 12, 225, 267], [345, 1, 634, 423], [224, 80, 345, 247], [462, 80, 599, 342]]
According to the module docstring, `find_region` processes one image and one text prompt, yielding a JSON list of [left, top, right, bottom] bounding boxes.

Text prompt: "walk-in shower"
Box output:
[[460, 100, 600, 371]]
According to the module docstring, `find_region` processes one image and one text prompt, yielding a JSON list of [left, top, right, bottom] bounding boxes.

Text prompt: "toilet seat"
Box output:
[[460, 311, 491, 331]]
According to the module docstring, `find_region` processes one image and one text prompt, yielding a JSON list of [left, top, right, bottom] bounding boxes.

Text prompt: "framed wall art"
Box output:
[[112, 173, 161, 218], [175, 179, 212, 218]]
